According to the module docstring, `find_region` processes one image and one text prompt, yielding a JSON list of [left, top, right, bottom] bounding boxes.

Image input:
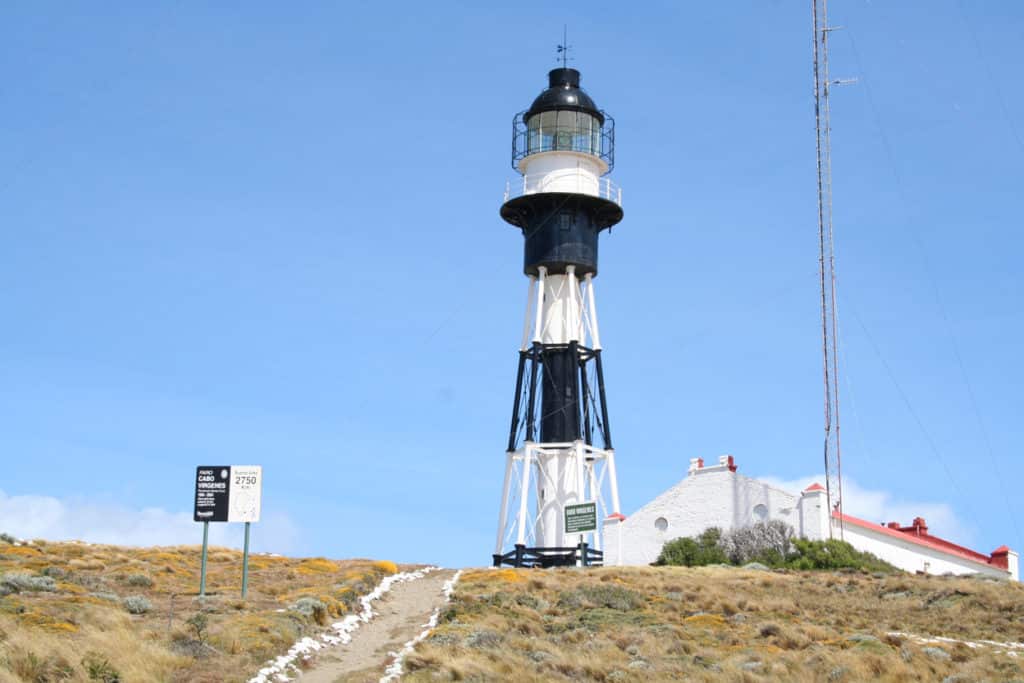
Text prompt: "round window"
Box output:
[[654, 517, 668, 532], [753, 504, 769, 521]]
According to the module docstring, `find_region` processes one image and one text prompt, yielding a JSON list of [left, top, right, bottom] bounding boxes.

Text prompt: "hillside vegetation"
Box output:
[[406, 566, 1024, 682], [5, 535, 1024, 682], [0, 536, 399, 682], [654, 522, 897, 573]]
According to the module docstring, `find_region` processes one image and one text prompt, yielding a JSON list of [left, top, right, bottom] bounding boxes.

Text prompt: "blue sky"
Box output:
[[1, 1, 1021, 568]]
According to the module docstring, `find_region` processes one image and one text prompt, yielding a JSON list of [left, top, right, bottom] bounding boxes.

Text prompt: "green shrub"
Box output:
[[655, 524, 896, 573], [655, 527, 727, 567], [787, 538, 894, 572], [0, 532, 16, 544]]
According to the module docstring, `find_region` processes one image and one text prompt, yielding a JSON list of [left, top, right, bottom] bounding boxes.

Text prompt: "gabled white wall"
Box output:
[[604, 457, 798, 566]]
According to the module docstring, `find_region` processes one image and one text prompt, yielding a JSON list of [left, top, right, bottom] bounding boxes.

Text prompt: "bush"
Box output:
[[655, 523, 896, 573], [720, 520, 794, 566], [1, 572, 57, 594], [123, 573, 154, 588], [122, 595, 152, 614], [655, 527, 727, 567], [0, 532, 16, 544], [465, 629, 504, 649], [82, 653, 121, 682], [290, 596, 327, 624], [788, 538, 894, 572], [186, 613, 209, 645], [41, 566, 70, 580]]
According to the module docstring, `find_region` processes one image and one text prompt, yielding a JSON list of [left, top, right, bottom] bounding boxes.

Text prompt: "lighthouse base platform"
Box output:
[[493, 543, 604, 568]]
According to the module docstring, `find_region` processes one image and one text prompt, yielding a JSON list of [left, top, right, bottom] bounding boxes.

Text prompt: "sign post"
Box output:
[[241, 522, 251, 598], [194, 465, 229, 597], [193, 465, 262, 598], [564, 502, 597, 567], [199, 521, 209, 596], [229, 465, 262, 599]]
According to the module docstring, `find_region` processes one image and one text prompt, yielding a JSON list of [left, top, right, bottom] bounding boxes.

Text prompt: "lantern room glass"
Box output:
[[527, 111, 602, 156]]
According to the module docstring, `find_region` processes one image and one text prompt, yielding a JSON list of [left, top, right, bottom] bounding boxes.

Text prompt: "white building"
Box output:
[[603, 455, 1018, 581]]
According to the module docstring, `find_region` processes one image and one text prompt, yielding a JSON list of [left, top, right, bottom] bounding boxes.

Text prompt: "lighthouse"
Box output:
[[493, 65, 624, 568]]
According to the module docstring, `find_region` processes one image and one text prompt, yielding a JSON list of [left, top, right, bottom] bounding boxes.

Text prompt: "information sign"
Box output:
[[229, 465, 262, 523], [194, 466, 231, 522], [193, 465, 262, 523], [564, 502, 597, 534]]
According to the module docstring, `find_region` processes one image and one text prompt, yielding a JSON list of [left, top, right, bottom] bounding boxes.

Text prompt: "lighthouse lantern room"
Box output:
[[493, 66, 625, 568]]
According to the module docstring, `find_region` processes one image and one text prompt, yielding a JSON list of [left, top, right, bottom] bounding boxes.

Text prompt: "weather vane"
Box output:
[[556, 25, 573, 68]]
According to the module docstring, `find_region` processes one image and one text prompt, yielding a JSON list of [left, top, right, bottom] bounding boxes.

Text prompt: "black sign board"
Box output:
[[194, 466, 231, 522]]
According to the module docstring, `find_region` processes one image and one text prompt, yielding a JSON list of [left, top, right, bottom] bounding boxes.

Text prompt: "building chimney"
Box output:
[[990, 546, 1011, 570]]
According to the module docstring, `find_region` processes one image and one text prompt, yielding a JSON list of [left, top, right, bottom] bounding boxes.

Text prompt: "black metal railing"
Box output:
[[512, 111, 615, 172], [493, 543, 604, 568]]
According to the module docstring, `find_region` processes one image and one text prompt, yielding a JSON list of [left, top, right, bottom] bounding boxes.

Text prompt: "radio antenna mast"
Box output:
[[812, 0, 844, 538]]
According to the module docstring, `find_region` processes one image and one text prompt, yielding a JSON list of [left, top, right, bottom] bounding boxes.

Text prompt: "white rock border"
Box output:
[[248, 566, 441, 683], [379, 569, 463, 682]]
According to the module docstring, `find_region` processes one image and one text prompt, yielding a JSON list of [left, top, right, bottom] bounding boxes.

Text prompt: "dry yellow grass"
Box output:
[[0, 539, 402, 682], [404, 565, 1024, 682]]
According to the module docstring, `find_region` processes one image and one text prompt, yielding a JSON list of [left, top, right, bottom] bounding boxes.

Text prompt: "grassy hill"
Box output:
[[404, 566, 1024, 682], [0, 536, 399, 682], [3, 536, 1024, 682]]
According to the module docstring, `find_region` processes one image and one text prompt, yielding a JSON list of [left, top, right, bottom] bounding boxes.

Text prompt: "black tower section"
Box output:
[[540, 344, 579, 442], [494, 67, 623, 569]]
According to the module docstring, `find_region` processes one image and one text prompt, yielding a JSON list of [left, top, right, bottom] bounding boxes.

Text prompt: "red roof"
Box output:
[[606, 512, 626, 522], [833, 511, 1008, 571], [804, 482, 826, 492]]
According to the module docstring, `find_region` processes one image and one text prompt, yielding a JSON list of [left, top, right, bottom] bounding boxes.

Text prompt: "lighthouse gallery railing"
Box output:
[[503, 174, 623, 206]]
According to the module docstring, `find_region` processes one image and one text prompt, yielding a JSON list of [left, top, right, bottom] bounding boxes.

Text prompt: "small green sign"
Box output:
[[564, 502, 597, 534]]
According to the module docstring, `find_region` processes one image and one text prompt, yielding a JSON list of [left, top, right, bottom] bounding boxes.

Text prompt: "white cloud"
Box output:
[[758, 474, 974, 547], [0, 490, 301, 554]]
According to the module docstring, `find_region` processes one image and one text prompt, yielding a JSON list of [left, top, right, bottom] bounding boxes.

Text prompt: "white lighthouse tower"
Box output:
[[493, 64, 625, 567]]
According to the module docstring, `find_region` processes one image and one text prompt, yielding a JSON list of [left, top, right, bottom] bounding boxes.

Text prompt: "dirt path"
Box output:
[[300, 569, 456, 683]]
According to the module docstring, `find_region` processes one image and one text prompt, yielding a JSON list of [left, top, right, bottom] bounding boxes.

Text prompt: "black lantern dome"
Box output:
[[524, 68, 604, 125]]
